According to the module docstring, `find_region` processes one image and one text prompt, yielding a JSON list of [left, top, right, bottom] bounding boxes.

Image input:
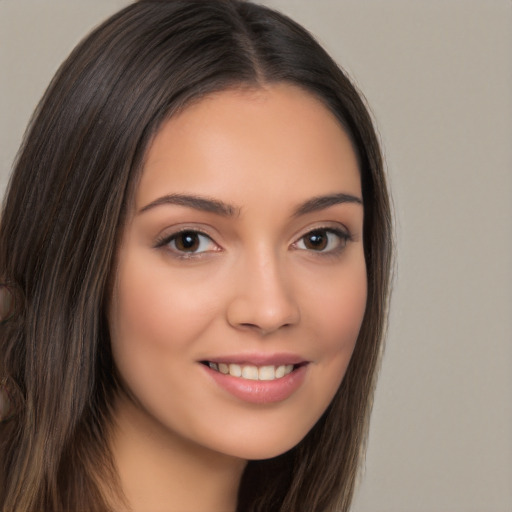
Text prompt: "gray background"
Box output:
[[1, 1, 511, 511]]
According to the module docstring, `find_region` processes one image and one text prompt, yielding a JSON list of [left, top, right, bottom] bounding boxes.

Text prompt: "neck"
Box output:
[[107, 394, 246, 512]]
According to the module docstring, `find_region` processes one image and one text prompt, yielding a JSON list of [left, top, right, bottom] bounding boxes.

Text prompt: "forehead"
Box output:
[[136, 84, 361, 211]]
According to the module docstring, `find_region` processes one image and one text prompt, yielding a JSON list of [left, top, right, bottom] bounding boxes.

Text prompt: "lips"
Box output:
[[200, 354, 309, 404]]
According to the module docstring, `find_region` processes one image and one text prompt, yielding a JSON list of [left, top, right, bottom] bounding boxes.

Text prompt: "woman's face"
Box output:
[[108, 84, 366, 460]]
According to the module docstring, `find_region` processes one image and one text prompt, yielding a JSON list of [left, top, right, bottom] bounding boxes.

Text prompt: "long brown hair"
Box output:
[[0, 1, 392, 510]]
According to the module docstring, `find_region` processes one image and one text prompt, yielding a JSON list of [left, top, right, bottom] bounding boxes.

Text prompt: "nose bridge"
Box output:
[[227, 243, 300, 334]]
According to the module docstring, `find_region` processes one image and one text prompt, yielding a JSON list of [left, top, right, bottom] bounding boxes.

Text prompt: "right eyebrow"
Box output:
[[138, 193, 240, 217], [292, 192, 363, 217]]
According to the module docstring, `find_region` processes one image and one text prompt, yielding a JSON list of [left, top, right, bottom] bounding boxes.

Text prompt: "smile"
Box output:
[[204, 362, 296, 381], [202, 360, 309, 404]]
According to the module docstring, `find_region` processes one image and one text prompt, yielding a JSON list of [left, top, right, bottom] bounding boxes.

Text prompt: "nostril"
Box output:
[[238, 321, 293, 337], [226, 288, 301, 335]]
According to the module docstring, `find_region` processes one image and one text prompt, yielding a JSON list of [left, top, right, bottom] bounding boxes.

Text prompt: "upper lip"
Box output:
[[201, 353, 308, 366]]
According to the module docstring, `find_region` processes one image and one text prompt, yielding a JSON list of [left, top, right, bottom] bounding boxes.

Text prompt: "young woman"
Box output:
[[0, 1, 392, 511]]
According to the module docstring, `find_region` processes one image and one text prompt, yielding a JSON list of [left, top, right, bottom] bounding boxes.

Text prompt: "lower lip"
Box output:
[[202, 364, 308, 404]]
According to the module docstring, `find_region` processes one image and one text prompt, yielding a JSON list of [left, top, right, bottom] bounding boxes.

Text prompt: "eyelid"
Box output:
[[291, 224, 352, 254], [153, 222, 354, 259], [292, 222, 351, 242], [154, 227, 221, 258]]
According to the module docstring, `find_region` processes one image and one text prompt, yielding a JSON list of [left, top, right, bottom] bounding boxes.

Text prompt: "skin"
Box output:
[[107, 83, 367, 512]]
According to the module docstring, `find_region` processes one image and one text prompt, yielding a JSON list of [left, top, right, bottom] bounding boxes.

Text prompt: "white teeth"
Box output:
[[258, 366, 275, 381], [208, 362, 297, 380], [229, 364, 242, 377], [241, 366, 259, 380], [275, 365, 285, 378]]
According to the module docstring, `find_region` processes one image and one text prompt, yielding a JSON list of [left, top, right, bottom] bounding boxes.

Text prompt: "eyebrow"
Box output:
[[292, 193, 363, 217], [138, 193, 240, 217], [138, 191, 362, 217]]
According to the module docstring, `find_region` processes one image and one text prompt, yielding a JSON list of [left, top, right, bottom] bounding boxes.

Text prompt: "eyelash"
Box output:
[[292, 227, 351, 256], [155, 226, 351, 259], [154, 229, 219, 259]]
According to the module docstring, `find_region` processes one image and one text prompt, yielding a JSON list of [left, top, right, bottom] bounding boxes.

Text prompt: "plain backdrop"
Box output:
[[1, 2, 511, 511]]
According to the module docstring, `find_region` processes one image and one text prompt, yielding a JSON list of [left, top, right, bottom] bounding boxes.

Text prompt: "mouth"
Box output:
[[200, 357, 309, 404], [200, 361, 307, 381]]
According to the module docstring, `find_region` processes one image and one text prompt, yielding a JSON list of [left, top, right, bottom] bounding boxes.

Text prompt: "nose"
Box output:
[[226, 250, 300, 336]]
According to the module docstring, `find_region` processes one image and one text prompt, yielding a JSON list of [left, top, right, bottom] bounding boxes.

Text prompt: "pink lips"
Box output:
[[200, 353, 309, 404]]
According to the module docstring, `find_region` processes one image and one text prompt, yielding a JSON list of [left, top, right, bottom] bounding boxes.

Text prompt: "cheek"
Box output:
[[323, 278, 367, 352], [107, 254, 217, 418], [108, 264, 171, 400], [109, 251, 217, 358], [109, 269, 175, 360], [308, 257, 367, 350], [303, 257, 367, 394]]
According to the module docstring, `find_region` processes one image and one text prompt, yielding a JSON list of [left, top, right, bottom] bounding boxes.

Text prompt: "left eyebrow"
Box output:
[[293, 193, 363, 217]]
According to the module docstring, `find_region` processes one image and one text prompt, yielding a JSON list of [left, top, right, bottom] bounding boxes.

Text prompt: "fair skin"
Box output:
[[108, 83, 367, 512]]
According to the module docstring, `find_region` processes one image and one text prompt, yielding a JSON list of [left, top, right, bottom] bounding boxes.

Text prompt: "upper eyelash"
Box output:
[[154, 229, 214, 250], [298, 226, 351, 242], [293, 226, 352, 254], [154, 225, 352, 255]]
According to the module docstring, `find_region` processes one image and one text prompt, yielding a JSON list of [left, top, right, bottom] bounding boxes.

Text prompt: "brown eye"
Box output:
[[303, 231, 328, 251], [296, 228, 349, 253], [174, 232, 201, 252], [164, 230, 217, 255]]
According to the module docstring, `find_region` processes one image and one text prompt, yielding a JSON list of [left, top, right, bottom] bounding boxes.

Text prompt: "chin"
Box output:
[[222, 435, 303, 461]]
